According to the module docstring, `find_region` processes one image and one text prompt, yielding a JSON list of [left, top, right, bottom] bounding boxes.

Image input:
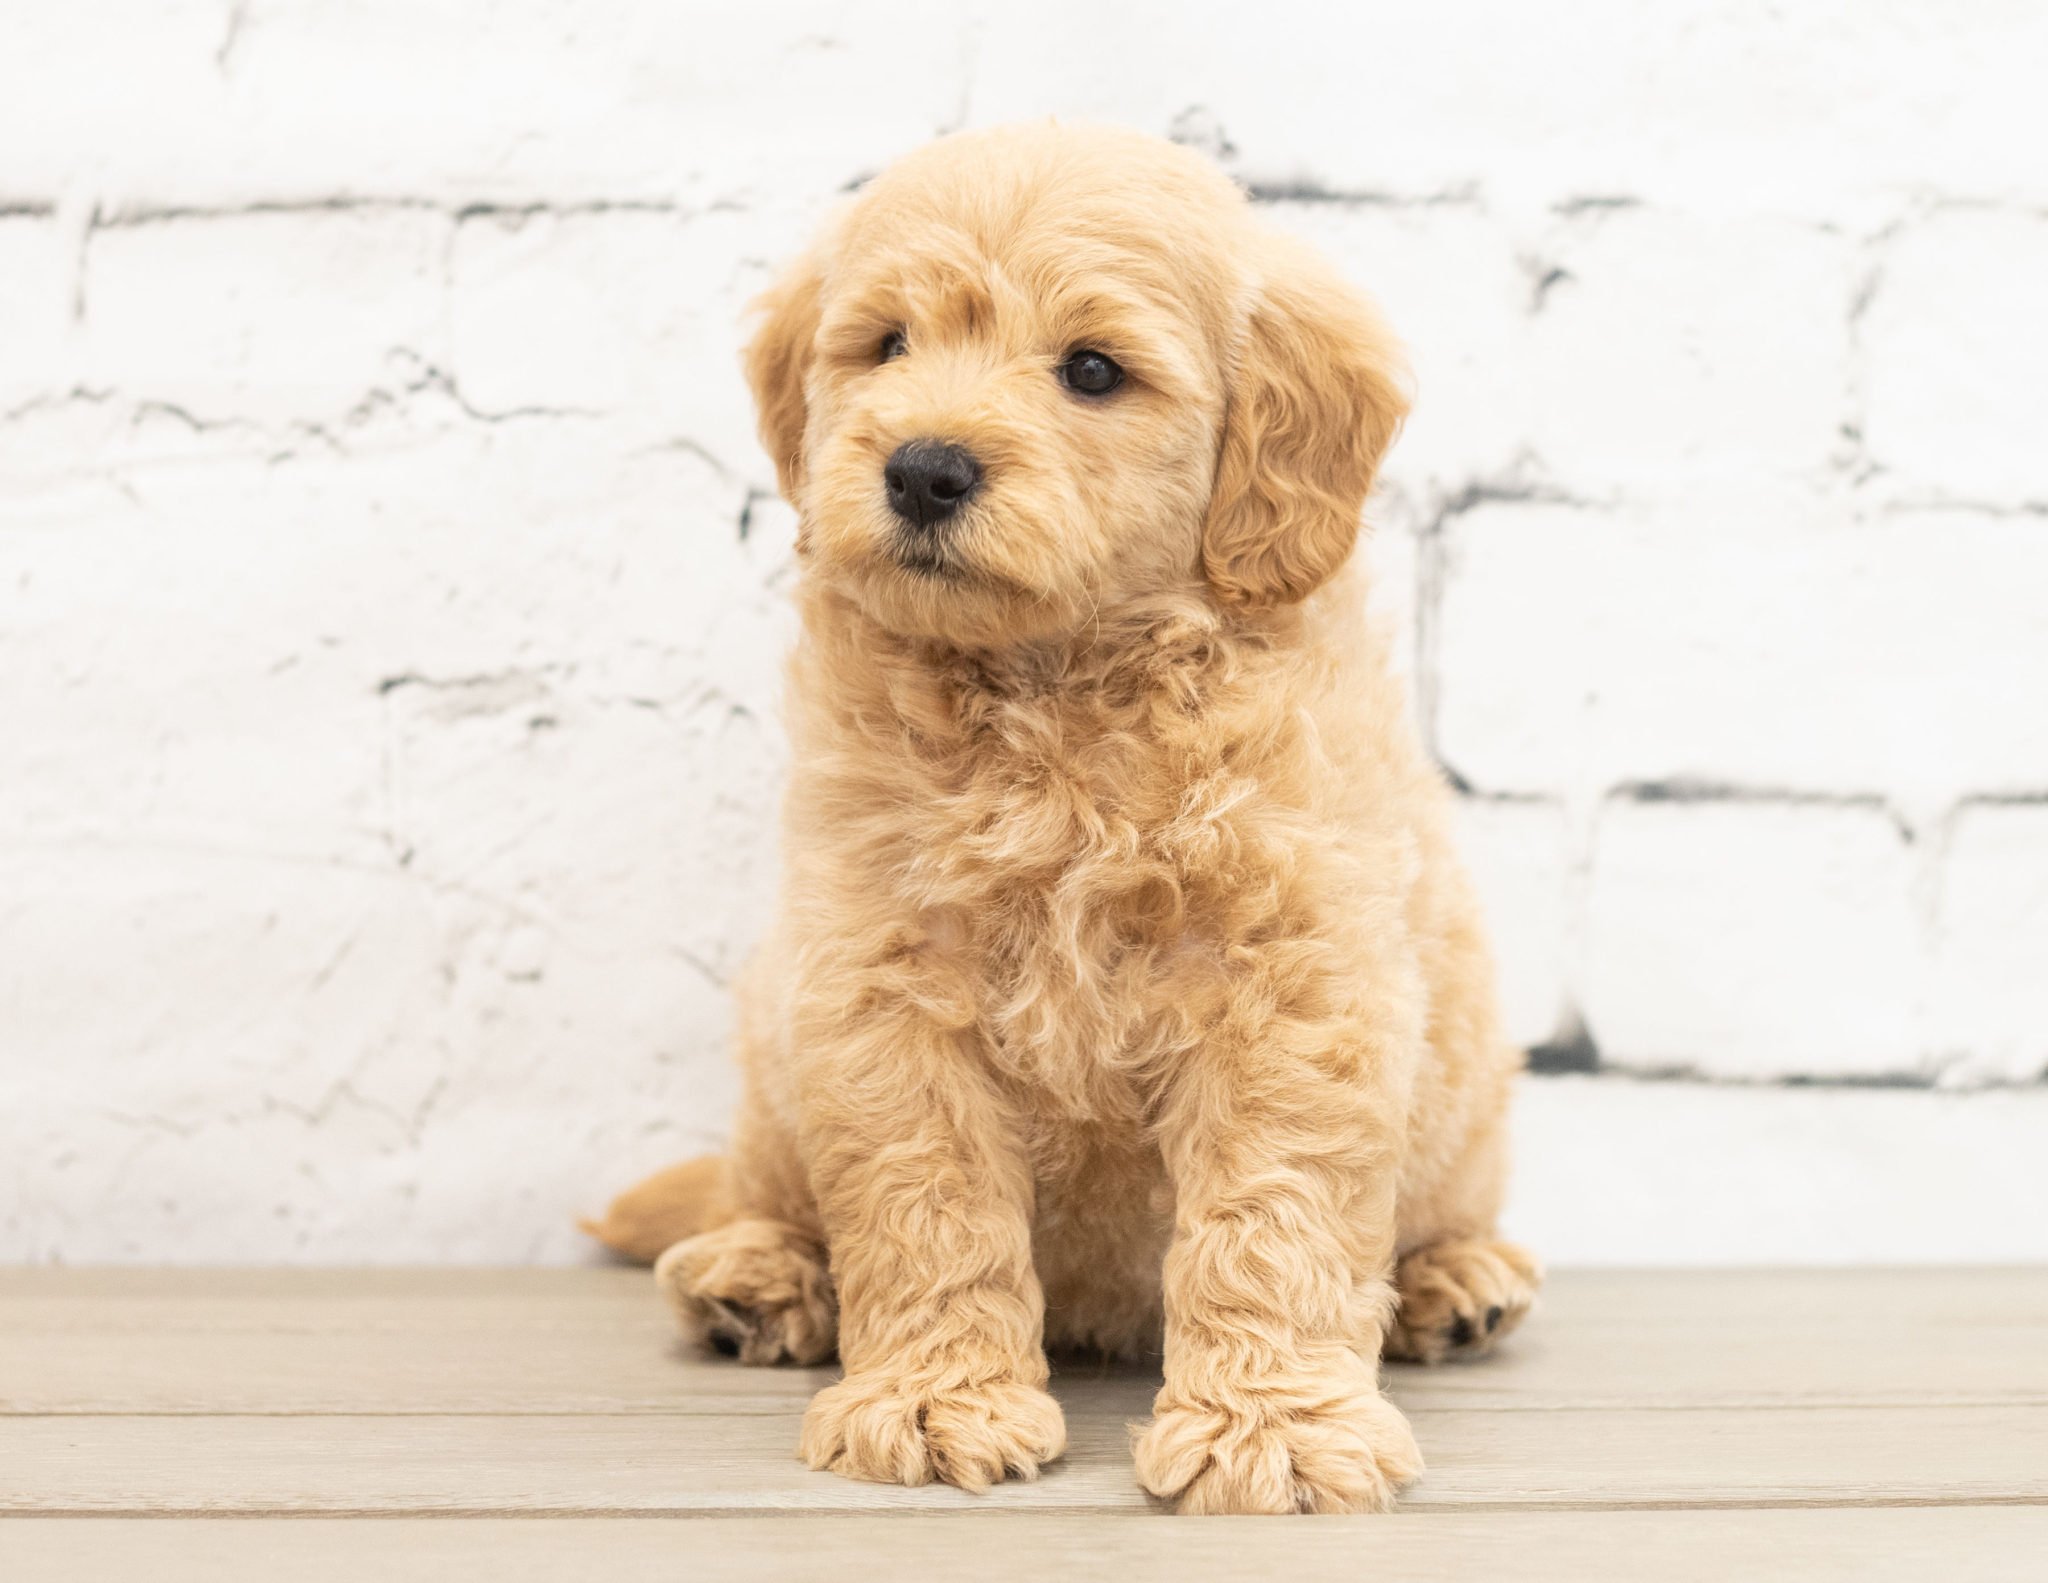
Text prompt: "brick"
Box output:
[[0, 412, 793, 916], [82, 210, 450, 424], [1434, 497, 2048, 807], [0, 3, 975, 210], [1450, 799, 1574, 1052], [0, 448, 392, 848], [0, 2, 222, 200], [1511, 1077, 2048, 1266], [448, 204, 814, 471], [0, 416, 790, 1261], [0, 217, 71, 407], [1583, 800, 1919, 1079], [1272, 205, 1853, 500], [0, 835, 743, 1262], [1864, 210, 2048, 504], [1357, 495, 1421, 699], [972, 5, 2048, 215], [1520, 211, 1852, 490], [1931, 802, 2048, 1084], [10, 6, 2047, 216]]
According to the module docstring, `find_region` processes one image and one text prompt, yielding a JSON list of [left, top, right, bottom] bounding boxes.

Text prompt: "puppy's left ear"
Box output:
[[741, 241, 831, 504], [1203, 238, 1411, 606]]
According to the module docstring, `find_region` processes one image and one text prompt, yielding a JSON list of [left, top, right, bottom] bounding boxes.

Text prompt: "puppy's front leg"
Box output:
[[1134, 973, 1423, 1514], [795, 986, 1064, 1491]]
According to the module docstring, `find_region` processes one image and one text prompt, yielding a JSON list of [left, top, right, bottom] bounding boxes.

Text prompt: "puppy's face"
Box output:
[[746, 124, 1409, 646]]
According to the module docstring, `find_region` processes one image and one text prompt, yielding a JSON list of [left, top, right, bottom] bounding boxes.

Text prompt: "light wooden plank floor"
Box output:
[[1, 1268, 2042, 1579]]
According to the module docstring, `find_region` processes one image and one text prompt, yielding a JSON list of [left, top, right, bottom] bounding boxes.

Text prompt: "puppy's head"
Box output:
[[746, 123, 1408, 645]]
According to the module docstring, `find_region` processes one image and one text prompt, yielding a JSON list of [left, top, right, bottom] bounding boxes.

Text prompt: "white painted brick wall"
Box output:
[[4, 1, 2045, 1264], [1584, 800, 1922, 1079], [0, 218, 69, 409], [1864, 210, 2048, 505], [83, 211, 452, 424], [1520, 212, 1854, 492], [1450, 800, 1574, 1054], [1433, 499, 2048, 808], [1932, 802, 2048, 1086]]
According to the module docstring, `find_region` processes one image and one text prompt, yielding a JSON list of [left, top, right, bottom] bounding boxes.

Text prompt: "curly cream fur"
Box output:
[[595, 122, 1539, 1514]]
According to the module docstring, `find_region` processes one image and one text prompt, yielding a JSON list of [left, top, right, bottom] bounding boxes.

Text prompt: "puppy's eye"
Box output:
[[1058, 349, 1123, 397], [878, 329, 908, 363]]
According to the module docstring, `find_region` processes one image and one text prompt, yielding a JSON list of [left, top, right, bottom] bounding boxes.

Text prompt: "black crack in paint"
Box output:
[[1527, 1010, 1600, 1075], [738, 486, 775, 542], [1167, 105, 1238, 163], [1611, 780, 1914, 844], [1528, 263, 1573, 311]]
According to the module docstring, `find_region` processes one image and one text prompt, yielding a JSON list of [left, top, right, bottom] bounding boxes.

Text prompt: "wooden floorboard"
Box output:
[[0, 1269, 2041, 1576], [6, 1267, 2041, 1415], [4, 1512, 2047, 1583], [8, 1401, 2043, 1515]]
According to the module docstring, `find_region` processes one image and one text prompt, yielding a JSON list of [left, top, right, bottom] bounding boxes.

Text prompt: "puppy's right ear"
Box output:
[[741, 243, 830, 504]]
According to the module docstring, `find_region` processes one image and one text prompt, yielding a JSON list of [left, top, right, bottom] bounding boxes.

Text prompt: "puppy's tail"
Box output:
[[580, 1154, 734, 1265]]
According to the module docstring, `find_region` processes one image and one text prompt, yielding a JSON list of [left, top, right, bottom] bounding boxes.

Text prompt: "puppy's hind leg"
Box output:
[[656, 1218, 837, 1366], [587, 1131, 837, 1364]]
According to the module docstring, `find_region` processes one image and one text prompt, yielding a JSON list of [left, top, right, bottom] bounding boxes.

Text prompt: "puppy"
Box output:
[[589, 121, 1540, 1514]]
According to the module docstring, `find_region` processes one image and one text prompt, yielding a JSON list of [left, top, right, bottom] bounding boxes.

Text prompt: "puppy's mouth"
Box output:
[[889, 532, 964, 581], [869, 518, 1036, 603]]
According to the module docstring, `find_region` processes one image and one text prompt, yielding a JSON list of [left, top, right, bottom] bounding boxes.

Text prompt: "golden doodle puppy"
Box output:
[[588, 121, 1541, 1515]]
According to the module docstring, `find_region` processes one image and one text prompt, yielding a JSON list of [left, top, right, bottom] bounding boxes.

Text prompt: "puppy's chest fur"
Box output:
[[811, 626, 1292, 1125]]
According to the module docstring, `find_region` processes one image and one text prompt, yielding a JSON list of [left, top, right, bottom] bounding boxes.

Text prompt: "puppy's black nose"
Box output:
[[884, 440, 981, 530]]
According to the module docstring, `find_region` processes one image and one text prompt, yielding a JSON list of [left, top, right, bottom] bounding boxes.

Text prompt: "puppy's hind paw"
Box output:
[[1386, 1236, 1542, 1364], [654, 1218, 837, 1366]]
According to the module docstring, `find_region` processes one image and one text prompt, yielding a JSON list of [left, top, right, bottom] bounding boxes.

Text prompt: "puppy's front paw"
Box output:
[[1386, 1237, 1542, 1364], [800, 1372, 1067, 1492], [1133, 1377, 1421, 1514]]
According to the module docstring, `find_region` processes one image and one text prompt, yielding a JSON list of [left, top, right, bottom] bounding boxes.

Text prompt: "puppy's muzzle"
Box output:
[[884, 440, 982, 533]]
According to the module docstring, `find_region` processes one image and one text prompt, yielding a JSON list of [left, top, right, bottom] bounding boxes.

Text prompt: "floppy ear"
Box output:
[[741, 243, 830, 504], [1202, 238, 1411, 606]]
